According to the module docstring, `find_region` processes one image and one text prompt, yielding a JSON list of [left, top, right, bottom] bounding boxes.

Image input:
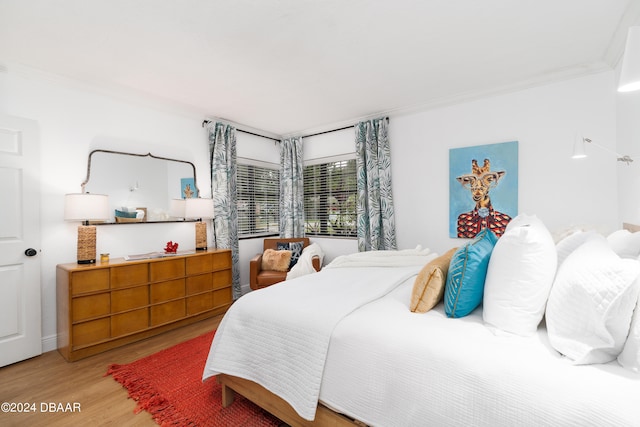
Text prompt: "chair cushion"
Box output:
[[256, 270, 288, 287]]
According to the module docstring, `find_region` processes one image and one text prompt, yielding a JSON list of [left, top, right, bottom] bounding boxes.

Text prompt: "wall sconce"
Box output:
[[572, 135, 634, 165], [184, 198, 214, 251], [64, 193, 110, 264], [618, 27, 640, 92]]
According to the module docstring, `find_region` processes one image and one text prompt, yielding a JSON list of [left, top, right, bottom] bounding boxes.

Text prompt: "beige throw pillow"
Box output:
[[410, 247, 458, 313], [262, 249, 292, 272]]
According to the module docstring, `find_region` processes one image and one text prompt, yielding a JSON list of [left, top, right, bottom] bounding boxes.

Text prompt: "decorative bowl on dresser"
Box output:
[[56, 249, 232, 361]]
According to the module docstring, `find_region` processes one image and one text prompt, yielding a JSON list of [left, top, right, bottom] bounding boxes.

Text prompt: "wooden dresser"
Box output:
[[56, 249, 232, 361]]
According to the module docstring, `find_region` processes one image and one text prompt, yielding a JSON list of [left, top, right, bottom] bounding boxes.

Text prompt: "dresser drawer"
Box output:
[[112, 308, 149, 337], [212, 269, 232, 290], [150, 278, 185, 303], [72, 293, 110, 322], [186, 253, 213, 275], [187, 293, 213, 315], [72, 318, 110, 348], [150, 258, 185, 282], [186, 273, 212, 295], [111, 264, 148, 288], [150, 300, 185, 326], [213, 251, 232, 270], [213, 287, 233, 308], [112, 286, 149, 312], [71, 269, 109, 295]]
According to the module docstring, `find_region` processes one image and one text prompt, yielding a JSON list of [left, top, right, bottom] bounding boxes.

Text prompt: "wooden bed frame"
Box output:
[[217, 374, 365, 427]]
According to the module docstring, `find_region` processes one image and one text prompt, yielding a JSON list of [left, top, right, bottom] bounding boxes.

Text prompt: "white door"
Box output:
[[0, 114, 41, 367]]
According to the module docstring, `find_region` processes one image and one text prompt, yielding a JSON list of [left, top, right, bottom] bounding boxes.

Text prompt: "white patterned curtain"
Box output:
[[208, 122, 240, 299], [355, 117, 397, 251], [279, 137, 305, 237]]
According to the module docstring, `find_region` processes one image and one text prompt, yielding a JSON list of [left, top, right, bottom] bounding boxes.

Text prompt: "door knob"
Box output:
[[24, 248, 38, 257]]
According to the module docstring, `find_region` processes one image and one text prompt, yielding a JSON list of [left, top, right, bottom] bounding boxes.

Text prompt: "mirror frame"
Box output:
[[83, 149, 200, 225]]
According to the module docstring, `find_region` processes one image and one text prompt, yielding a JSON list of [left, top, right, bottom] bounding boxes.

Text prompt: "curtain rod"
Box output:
[[202, 117, 389, 142], [301, 125, 353, 139], [202, 119, 279, 142], [300, 117, 389, 139]]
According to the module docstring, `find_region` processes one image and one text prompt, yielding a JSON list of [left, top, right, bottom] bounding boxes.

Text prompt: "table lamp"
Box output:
[[184, 198, 214, 250], [169, 198, 186, 219], [64, 193, 110, 264]]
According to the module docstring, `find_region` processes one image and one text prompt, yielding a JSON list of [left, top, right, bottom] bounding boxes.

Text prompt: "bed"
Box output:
[[203, 234, 640, 426]]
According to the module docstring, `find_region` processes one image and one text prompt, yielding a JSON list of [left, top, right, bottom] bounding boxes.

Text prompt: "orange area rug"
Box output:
[[106, 330, 281, 426]]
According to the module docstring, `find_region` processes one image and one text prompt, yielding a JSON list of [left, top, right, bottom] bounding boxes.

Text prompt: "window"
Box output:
[[303, 159, 357, 237], [237, 162, 280, 237]]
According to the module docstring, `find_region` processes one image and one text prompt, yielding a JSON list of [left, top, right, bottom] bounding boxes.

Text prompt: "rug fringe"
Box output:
[[105, 331, 279, 427], [107, 363, 191, 426]]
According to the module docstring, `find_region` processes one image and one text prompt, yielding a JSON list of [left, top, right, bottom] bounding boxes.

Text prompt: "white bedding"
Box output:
[[320, 279, 640, 427], [203, 248, 436, 421]]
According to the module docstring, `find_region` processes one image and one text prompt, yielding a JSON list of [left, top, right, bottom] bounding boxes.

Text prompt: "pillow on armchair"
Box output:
[[261, 249, 292, 272], [277, 241, 304, 268]]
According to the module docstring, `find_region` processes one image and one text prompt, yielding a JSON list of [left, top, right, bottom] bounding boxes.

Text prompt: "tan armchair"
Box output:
[[250, 237, 321, 290]]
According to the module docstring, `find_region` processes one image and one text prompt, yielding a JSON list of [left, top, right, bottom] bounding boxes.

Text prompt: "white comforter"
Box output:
[[202, 248, 436, 421], [320, 279, 640, 427], [204, 247, 640, 426]]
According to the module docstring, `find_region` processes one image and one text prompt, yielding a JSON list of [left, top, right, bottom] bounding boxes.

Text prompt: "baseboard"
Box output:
[[241, 283, 251, 295], [42, 333, 57, 353]]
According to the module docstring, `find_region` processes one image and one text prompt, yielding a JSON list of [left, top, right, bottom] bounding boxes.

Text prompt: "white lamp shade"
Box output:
[[618, 27, 640, 92], [184, 198, 214, 219], [64, 193, 110, 221], [169, 199, 186, 218]]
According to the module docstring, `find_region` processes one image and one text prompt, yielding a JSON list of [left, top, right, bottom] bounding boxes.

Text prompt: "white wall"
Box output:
[[1, 63, 625, 353], [391, 71, 619, 255]]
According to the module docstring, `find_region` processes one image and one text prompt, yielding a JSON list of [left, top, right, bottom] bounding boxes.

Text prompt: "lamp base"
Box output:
[[195, 222, 208, 252], [77, 225, 97, 265]]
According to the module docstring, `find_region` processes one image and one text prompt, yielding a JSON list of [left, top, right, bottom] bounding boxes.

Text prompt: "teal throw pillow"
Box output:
[[445, 228, 498, 318]]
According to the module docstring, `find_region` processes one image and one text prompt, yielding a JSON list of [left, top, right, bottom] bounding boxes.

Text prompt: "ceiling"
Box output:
[[1, 0, 639, 137]]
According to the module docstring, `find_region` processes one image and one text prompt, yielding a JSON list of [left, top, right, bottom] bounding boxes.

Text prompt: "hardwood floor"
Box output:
[[0, 315, 222, 427]]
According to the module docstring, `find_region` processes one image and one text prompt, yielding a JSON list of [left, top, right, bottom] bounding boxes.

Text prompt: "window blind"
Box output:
[[303, 159, 357, 237], [237, 163, 280, 237]]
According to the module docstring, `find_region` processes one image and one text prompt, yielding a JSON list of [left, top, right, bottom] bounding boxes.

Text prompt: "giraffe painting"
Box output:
[[449, 141, 518, 238]]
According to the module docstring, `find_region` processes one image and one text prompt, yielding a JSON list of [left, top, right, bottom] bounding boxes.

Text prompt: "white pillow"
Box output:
[[546, 238, 640, 364], [483, 214, 557, 336], [618, 293, 640, 372], [555, 230, 602, 268], [607, 229, 640, 259]]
